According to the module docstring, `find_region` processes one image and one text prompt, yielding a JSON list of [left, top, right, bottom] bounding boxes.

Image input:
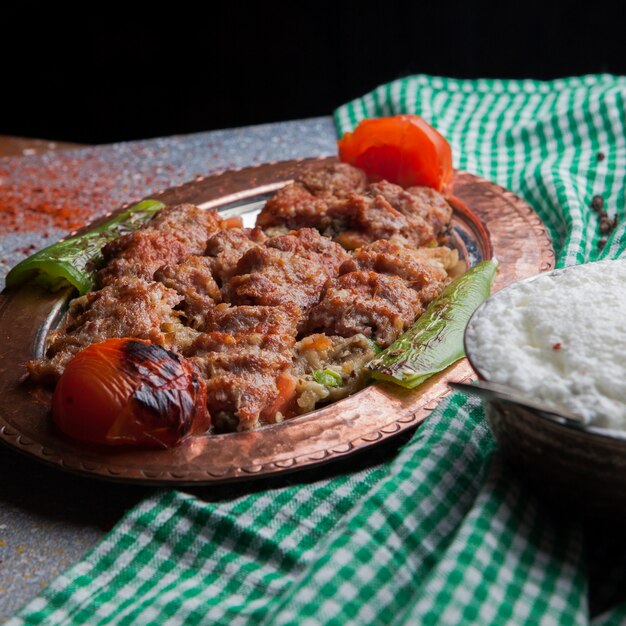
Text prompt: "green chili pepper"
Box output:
[[368, 260, 497, 389], [313, 368, 343, 388], [5, 199, 165, 295]]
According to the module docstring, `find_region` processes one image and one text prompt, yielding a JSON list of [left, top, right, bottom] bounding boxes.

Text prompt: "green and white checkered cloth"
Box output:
[[10, 74, 626, 625]]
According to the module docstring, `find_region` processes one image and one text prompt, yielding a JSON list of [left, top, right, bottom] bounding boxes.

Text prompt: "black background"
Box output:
[[3, 2, 626, 144]]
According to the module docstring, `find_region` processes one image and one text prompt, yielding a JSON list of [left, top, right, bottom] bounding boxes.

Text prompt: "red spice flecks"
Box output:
[[552, 342, 562, 351], [0, 183, 95, 232], [0, 143, 232, 238], [0, 151, 162, 236], [0, 154, 105, 235]]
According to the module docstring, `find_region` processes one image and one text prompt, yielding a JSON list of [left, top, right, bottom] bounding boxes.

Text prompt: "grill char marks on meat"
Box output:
[[297, 163, 368, 197], [257, 184, 329, 233], [99, 204, 223, 286], [304, 271, 422, 347], [306, 240, 453, 347], [328, 179, 456, 249], [154, 228, 268, 331], [405, 185, 454, 236], [328, 192, 434, 250], [266, 227, 350, 276], [340, 240, 450, 305], [28, 278, 184, 384], [224, 228, 350, 325], [187, 305, 299, 432], [204, 227, 267, 286], [256, 163, 367, 231], [368, 181, 453, 237], [154, 256, 221, 330]]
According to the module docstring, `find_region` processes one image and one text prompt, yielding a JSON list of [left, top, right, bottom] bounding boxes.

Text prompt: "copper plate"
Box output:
[[0, 158, 554, 485]]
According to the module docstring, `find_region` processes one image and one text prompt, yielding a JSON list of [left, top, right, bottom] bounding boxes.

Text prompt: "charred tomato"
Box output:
[[52, 338, 209, 447]]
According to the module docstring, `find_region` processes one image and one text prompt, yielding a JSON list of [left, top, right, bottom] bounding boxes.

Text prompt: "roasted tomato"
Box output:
[[52, 338, 209, 447], [337, 115, 453, 192]]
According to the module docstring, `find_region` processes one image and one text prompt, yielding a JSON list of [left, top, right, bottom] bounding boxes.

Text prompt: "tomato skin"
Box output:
[[337, 115, 453, 192], [52, 340, 135, 443], [260, 372, 298, 421], [52, 338, 209, 448]]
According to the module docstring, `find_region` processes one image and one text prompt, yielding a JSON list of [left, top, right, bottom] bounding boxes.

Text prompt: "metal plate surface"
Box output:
[[0, 157, 555, 484]]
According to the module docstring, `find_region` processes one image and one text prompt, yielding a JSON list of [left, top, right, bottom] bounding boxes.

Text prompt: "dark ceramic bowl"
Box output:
[[464, 267, 626, 516]]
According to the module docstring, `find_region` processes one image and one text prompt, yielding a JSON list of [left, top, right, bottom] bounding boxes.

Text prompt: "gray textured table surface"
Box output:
[[0, 116, 339, 620]]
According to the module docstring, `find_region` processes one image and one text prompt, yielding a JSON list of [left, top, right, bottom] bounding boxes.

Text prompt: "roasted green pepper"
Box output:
[[5, 199, 165, 295], [368, 260, 497, 389]]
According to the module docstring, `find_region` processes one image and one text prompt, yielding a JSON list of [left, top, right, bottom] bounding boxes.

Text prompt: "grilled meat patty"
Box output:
[[99, 204, 224, 286], [256, 163, 367, 232], [154, 256, 221, 330], [304, 271, 423, 347], [224, 228, 350, 325], [256, 164, 453, 251], [187, 305, 299, 431], [28, 277, 187, 383], [204, 227, 267, 286]]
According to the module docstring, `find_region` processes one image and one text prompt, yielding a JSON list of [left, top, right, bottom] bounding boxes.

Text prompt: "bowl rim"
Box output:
[[463, 259, 626, 443]]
